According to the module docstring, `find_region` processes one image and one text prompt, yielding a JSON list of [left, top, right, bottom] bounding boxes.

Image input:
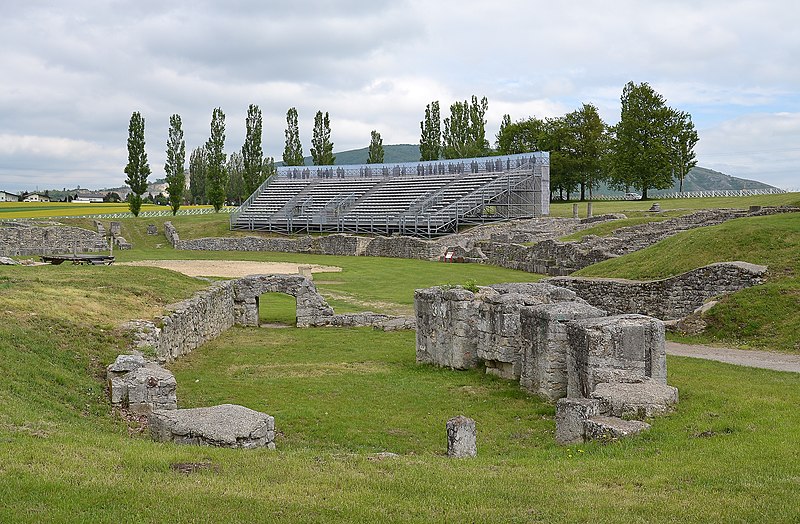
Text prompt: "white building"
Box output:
[[0, 190, 19, 202]]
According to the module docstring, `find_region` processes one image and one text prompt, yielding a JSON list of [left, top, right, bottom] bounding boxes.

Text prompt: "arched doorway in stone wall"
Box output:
[[258, 292, 297, 327], [234, 274, 334, 328]]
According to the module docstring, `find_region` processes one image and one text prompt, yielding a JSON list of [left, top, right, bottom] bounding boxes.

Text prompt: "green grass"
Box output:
[[548, 192, 800, 218], [2, 217, 800, 520], [576, 213, 800, 351]]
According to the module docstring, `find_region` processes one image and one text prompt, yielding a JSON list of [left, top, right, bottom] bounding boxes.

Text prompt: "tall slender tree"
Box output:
[[669, 110, 699, 192], [495, 115, 547, 155], [442, 95, 489, 159], [124, 111, 151, 216], [164, 113, 186, 215], [419, 101, 441, 161], [205, 107, 228, 212], [367, 130, 384, 164], [283, 107, 304, 166], [310, 111, 335, 165], [226, 151, 245, 204], [189, 146, 207, 204], [242, 104, 265, 195]]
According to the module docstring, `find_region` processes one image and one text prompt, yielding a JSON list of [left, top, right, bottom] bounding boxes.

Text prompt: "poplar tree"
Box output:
[[283, 107, 304, 166], [226, 151, 245, 204], [205, 107, 228, 212], [367, 130, 384, 164], [189, 146, 207, 204], [669, 110, 699, 192], [310, 111, 335, 165], [442, 95, 489, 159], [242, 104, 265, 195], [419, 101, 441, 161], [124, 111, 151, 216], [164, 113, 186, 215]]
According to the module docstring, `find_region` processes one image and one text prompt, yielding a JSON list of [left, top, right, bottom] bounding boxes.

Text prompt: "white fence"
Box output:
[[593, 188, 787, 200], [3, 207, 236, 221]]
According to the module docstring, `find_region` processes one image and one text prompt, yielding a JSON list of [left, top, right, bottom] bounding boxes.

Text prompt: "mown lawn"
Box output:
[[1, 264, 799, 521]]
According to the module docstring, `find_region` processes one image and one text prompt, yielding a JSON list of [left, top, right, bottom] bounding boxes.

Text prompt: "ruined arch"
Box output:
[[233, 274, 334, 328]]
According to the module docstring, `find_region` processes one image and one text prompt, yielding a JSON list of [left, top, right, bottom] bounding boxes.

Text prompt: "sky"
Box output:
[[1, 0, 798, 193]]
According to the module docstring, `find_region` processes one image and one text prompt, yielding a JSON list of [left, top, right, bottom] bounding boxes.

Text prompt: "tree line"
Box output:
[[123, 80, 698, 216], [124, 106, 387, 216]]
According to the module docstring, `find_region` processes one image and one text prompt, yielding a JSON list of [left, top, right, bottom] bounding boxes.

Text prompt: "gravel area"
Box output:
[[118, 260, 342, 278], [667, 342, 800, 373]]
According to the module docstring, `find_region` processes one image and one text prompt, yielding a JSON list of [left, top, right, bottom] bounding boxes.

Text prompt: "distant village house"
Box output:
[[22, 193, 50, 202], [0, 190, 20, 202]]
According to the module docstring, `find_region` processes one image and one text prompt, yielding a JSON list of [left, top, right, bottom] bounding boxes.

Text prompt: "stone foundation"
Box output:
[[566, 314, 666, 399], [0, 222, 108, 256], [149, 404, 276, 449], [547, 261, 768, 320]]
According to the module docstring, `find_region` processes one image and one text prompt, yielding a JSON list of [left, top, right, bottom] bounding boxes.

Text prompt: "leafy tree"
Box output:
[[495, 115, 547, 155], [367, 130, 384, 164], [242, 104, 266, 195], [419, 101, 441, 161], [283, 107, 304, 166], [189, 146, 207, 204], [608, 81, 674, 198], [165, 113, 186, 215], [310, 111, 335, 165], [205, 107, 228, 211], [124, 111, 151, 216], [103, 192, 121, 203], [442, 95, 489, 159], [561, 104, 608, 200], [669, 110, 699, 192], [226, 151, 245, 204]]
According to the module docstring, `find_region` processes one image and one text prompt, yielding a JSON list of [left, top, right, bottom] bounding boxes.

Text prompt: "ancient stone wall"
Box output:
[[233, 274, 334, 328], [546, 261, 768, 320], [0, 222, 107, 256], [156, 280, 236, 361], [415, 282, 588, 379]]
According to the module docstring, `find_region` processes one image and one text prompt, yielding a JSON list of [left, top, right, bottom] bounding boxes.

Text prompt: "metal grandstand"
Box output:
[[229, 152, 549, 237]]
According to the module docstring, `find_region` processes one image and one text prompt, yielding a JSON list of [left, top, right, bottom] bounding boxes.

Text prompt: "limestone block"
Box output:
[[446, 416, 477, 458], [107, 353, 146, 376], [0, 256, 19, 265], [520, 302, 606, 400], [566, 314, 666, 398], [149, 404, 276, 449], [555, 397, 600, 445], [591, 380, 678, 419], [146, 224, 158, 235], [126, 365, 177, 413], [583, 416, 650, 442]]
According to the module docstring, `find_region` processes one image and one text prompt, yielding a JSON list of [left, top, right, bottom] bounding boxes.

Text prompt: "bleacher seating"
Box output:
[[230, 152, 549, 236]]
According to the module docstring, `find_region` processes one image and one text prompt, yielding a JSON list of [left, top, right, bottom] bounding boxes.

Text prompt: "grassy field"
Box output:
[[0, 201, 236, 219], [1, 266, 799, 521], [1, 195, 799, 520]]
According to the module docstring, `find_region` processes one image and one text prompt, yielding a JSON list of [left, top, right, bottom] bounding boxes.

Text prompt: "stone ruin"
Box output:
[[107, 353, 276, 449], [415, 282, 678, 444]]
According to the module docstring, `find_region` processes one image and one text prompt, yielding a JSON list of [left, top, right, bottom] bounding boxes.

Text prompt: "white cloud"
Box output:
[[0, 0, 798, 192]]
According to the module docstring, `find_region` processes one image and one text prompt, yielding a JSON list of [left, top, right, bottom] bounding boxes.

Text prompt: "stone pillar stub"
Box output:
[[520, 302, 606, 400], [555, 397, 599, 445], [566, 314, 666, 399], [446, 416, 477, 458]]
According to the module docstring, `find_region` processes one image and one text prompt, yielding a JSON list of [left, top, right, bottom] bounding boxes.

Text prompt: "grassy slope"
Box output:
[[576, 213, 800, 351], [2, 202, 800, 520]]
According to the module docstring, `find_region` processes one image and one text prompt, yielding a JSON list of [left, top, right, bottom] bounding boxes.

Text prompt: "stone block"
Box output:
[[566, 314, 666, 398], [555, 397, 600, 445], [583, 416, 650, 442], [124, 365, 178, 414], [146, 224, 158, 235], [520, 302, 606, 400], [591, 380, 678, 419], [446, 416, 477, 458], [150, 404, 275, 449]]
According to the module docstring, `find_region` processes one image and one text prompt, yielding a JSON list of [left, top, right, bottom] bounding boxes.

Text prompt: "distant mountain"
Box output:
[[276, 144, 421, 166]]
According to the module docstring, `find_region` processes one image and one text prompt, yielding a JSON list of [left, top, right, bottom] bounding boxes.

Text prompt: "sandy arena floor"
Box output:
[[118, 259, 342, 278]]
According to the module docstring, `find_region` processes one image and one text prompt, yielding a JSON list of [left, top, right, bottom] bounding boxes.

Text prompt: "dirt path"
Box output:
[[666, 341, 800, 373], [118, 260, 342, 278]]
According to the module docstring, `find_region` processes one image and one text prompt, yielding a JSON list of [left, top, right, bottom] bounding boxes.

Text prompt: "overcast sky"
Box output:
[[1, 0, 798, 193]]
